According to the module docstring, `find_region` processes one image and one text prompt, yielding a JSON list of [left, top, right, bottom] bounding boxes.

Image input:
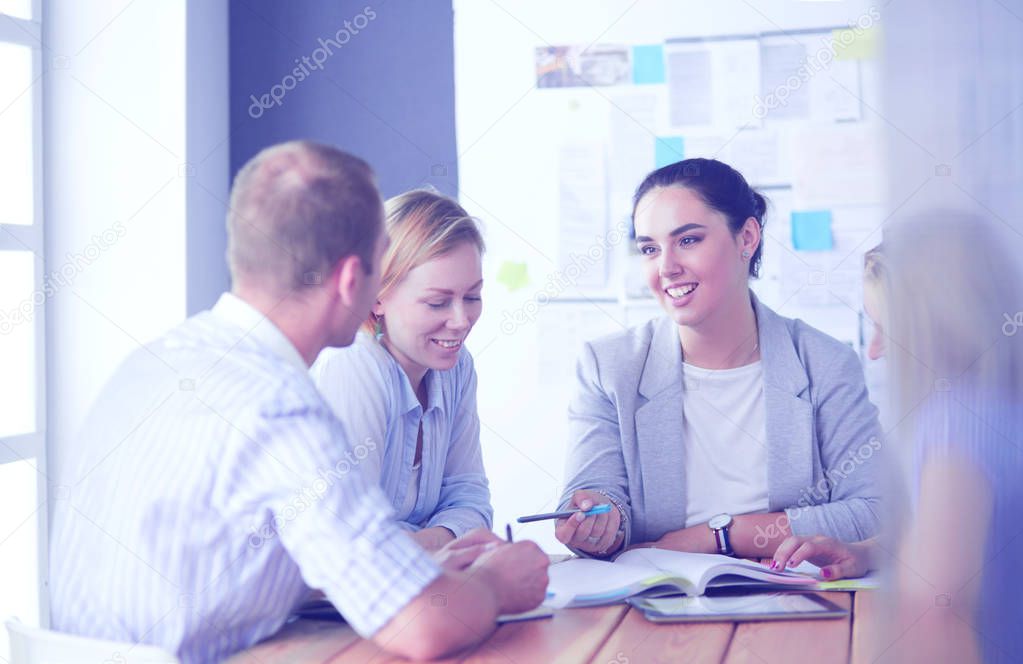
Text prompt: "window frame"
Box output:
[[0, 0, 49, 628]]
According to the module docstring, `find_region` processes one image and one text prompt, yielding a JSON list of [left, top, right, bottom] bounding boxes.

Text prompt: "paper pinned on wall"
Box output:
[[748, 186, 792, 310], [558, 142, 610, 290], [791, 210, 834, 251], [758, 33, 862, 123], [833, 26, 879, 60], [791, 125, 883, 208], [667, 47, 713, 125], [774, 204, 882, 311], [715, 38, 761, 128], [678, 134, 728, 160], [671, 130, 782, 187], [726, 128, 784, 187], [537, 302, 626, 382], [759, 42, 810, 120], [813, 57, 861, 122], [497, 261, 530, 292], [654, 136, 684, 168], [632, 44, 666, 84], [608, 93, 659, 216], [536, 45, 632, 88], [666, 38, 760, 129]]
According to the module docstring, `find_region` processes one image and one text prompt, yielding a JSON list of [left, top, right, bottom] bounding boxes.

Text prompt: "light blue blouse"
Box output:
[[311, 332, 493, 537], [908, 386, 1023, 664]]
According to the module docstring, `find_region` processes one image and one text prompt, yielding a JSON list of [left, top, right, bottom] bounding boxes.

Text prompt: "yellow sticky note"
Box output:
[[496, 261, 529, 292], [833, 26, 878, 60]]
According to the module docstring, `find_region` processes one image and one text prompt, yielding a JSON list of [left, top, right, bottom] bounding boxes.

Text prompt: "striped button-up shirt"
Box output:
[[311, 333, 492, 538], [50, 293, 440, 663]]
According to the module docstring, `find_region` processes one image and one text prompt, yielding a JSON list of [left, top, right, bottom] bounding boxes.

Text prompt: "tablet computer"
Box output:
[[629, 592, 847, 623]]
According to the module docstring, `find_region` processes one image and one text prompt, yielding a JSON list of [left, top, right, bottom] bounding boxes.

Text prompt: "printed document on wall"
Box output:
[[791, 125, 883, 207], [666, 38, 760, 130], [607, 92, 660, 217], [558, 142, 610, 291], [759, 33, 861, 123]]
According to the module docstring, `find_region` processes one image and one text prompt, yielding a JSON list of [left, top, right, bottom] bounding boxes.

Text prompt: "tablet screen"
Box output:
[[631, 593, 846, 622]]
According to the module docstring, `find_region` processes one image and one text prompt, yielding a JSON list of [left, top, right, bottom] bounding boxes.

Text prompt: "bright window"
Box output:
[[0, 0, 47, 655]]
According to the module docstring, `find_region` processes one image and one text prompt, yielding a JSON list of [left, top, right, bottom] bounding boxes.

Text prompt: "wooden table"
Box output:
[[229, 589, 880, 664]]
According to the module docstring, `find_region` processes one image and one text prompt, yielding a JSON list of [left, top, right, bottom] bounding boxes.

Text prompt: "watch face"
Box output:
[[709, 514, 732, 529]]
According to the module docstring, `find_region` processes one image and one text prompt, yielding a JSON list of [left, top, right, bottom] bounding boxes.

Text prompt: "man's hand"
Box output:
[[471, 540, 549, 614], [432, 528, 501, 572]]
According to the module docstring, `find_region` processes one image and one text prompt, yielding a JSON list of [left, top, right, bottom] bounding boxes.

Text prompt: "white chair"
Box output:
[[5, 619, 179, 664]]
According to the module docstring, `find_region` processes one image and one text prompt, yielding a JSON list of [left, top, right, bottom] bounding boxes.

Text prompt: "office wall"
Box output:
[[44, 0, 230, 621], [453, 0, 883, 553], [44, 0, 458, 591], [187, 0, 232, 314], [228, 0, 459, 198], [883, 0, 1023, 230], [46, 0, 188, 486]]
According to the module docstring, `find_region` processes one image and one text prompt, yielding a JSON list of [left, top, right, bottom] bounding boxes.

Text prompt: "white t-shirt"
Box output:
[[682, 360, 769, 528]]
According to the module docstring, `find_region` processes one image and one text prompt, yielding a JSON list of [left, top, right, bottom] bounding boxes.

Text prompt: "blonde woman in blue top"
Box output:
[[312, 189, 491, 552], [772, 215, 1023, 663]]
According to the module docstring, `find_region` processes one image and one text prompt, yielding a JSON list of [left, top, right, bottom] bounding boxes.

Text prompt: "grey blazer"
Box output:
[[561, 294, 882, 550]]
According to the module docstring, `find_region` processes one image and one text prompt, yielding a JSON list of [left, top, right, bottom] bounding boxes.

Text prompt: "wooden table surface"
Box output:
[[228, 589, 880, 664]]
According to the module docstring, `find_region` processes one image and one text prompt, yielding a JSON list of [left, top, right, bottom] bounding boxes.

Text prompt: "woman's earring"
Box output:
[[742, 250, 751, 259], [374, 316, 384, 341]]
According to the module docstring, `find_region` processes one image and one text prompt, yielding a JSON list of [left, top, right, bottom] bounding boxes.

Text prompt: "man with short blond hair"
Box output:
[[51, 141, 548, 663]]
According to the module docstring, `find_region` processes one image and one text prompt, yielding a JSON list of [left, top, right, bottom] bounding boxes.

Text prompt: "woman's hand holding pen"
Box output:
[[554, 490, 621, 555]]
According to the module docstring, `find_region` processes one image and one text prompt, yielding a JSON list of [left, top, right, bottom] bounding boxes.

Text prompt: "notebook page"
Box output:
[[616, 548, 814, 592], [545, 558, 663, 608]]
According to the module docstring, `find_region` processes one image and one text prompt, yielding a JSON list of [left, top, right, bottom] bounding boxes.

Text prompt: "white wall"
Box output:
[[46, 0, 186, 485], [883, 0, 1023, 230], [454, 0, 880, 553], [43, 0, 228, 617]]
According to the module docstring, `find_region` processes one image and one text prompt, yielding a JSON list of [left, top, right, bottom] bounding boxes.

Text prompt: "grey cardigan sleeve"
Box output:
[[784, 347, 883, 542], [559, 342, 633, 556]]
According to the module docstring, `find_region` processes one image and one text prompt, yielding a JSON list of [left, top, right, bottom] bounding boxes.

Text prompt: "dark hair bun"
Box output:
[[631, 158, 768, 278]]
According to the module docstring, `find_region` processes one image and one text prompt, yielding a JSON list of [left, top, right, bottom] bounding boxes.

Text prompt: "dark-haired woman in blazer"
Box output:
[[555, 158, 882, 559]]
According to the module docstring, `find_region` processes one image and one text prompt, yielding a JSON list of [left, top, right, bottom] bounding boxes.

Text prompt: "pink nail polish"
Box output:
[[822, 568, 832, 579], [770, 561, 778, 570]]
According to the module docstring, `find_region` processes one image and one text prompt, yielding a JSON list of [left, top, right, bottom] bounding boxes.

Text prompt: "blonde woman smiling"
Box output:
[[312, 190, 490, 551], [556, 158, 883, 559]]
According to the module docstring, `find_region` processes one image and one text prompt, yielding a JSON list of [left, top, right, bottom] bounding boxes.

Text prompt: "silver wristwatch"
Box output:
[[596, 490, 629, 556], [708, 513, 735, 556]]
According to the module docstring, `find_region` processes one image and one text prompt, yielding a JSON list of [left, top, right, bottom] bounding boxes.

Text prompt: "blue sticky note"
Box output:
[[655, 136, 684, 168], [632, 44, 666, 84], [791, 210, 834, 251]]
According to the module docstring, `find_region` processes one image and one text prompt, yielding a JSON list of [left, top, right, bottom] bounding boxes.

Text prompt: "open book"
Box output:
[[545, 548, 822, 608]]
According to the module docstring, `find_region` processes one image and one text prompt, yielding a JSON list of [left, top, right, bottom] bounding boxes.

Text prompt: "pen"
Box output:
[[506, 523, 513, 542], [516, 503, 612, 523]]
